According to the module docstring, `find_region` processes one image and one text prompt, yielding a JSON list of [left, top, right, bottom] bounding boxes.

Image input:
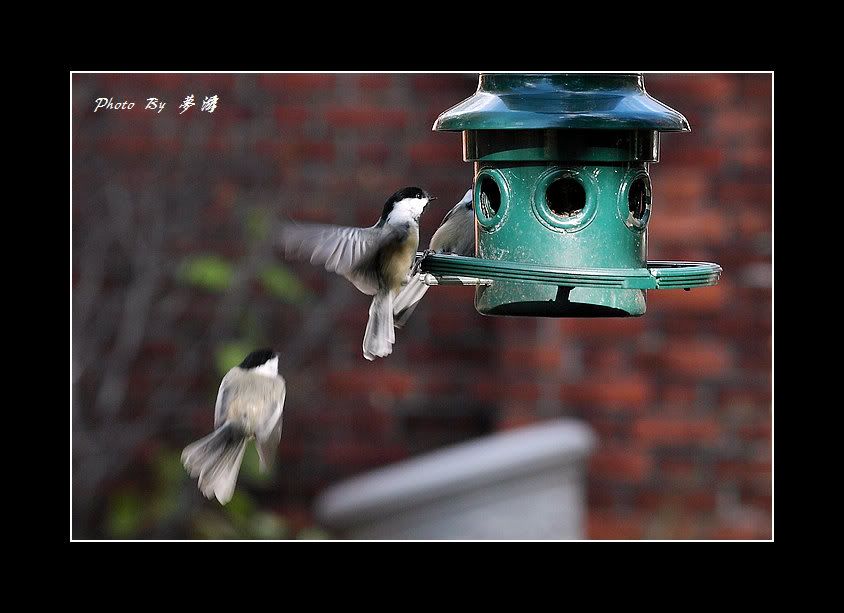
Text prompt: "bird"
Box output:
[[278, 186, 435, 360], [181, 348, 286, 505], [393, 188, 475, 328]]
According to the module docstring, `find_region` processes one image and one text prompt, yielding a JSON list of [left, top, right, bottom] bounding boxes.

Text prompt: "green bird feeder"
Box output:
[[418, 73, 722, 317]]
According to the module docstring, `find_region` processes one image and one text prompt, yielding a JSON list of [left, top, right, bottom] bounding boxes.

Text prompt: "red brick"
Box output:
[[258, 74, 335, 91], [582, 346, 626, 373], [742, 75, 773, 99], [322, 442, 407, 467], [408, 141, 455, 165], [635, 488, 716, 514], [587, 512, 644, 540], [660, 338, 732, 377], [498, 410, 540, 431], [659, 458, 700, 483], [646, 74, 739, 103], [268, 505, 313, 534], [711, 527, 758, 540], [471, 380, 539, 403], [736, 208, 772, 237], [500, 345, 562, 370], [213, 181, 238, 210], [719, 388, 772, 412], [713, 522, 771, 540], [191, 74, 237, 89], [660, 384, 698, 409], [359, 74, 392, 89], [711, 110, 771, 140], [680, 490, 718, 513], [649, 210, 731, 244], [646, 515, 711, 540], [411, 74, 476, 92], [586, 415, 633, 440], [732, 146, 772, 169], [140, 340, 177, 357], [205, 135, 230, 153], [648, 281, 728, 314], [738, 422, 772, 441], [278, 140, 335, 162], [633, 418, 720, 443], [358, 143, 391, 163], [99, 135, 180, 155], [651, 170, 708, 207], [740, 490, 772, 511], [659, 145, 725, 169], [325, 368, 415, 396], [716, 459, 772, 482], [586, 483, 616, 509], [139, 73, 185, 89], [350, 409, 394, 435], [717, 182, 772, 205], [559, 316, 647, 338], [325, 107, 408, 128], [254, 139, 280, 156], [274, 105, 309, 126], [589, 448, 652, 481], [426, 312, 474, 339], [563, 376, 653, 409]]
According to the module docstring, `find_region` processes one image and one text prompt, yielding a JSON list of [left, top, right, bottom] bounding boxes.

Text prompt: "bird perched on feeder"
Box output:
[[181, 348, 286, 505], [393, 188, 475, 328], [279, 187, 435, 360]]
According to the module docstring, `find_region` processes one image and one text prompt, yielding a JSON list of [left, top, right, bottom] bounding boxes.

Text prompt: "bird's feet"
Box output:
[[412, 249, 436, 275]]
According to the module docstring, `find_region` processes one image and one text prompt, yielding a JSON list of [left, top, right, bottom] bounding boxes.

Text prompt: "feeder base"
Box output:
[[475, 283, 646, 317]]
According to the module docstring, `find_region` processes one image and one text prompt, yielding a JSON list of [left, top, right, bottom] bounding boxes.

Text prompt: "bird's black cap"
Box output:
[[239, 348, 279, 369], [380, 186, 435, 221]]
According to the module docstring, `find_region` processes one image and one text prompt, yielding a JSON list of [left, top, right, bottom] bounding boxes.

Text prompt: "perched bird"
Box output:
[[393, 188, 475, 328], [181, 348, 286, 505], [279, 187, 435, 360]]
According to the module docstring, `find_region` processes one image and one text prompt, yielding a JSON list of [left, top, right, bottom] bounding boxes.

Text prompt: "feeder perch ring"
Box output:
[[418, 253, 721, 291]]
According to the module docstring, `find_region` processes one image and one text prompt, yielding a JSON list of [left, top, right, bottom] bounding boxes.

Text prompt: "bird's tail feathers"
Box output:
[[393, 273, 430, 329], [181, 422, 247, 505], [363, 289, 395, 360]]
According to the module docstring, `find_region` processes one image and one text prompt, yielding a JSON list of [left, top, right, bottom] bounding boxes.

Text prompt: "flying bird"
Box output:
[[279, 187, 434, 360], [182, 348, 286, 505]]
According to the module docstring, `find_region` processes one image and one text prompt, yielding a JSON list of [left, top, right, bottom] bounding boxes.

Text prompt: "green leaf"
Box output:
[[215, 341, 254, 376], [149, 491, 181, 522], [297, 527, 332, 540], [251, 512, 289, 539], [192, 510, 239, 540], [154, 449, 186, 488], [177, 255, 234, 292], [259, 264, 310, 304], [245, 208, 270, 243], [108, 490, 144, 538], [240, 442, 273, 483], [224, 490, 255, 525]]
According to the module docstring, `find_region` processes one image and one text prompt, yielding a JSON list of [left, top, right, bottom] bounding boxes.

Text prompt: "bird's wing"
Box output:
[[256, 377, 287, 472], [437, 202, 462, 228], [430, 201, 475, 255], [437, 190, 474, 227], [213, 369, 237, 428], [280, 221, 404, 276]]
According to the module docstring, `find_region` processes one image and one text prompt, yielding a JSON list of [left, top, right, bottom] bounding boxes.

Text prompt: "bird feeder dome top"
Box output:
[[433, 73, 691, 132]]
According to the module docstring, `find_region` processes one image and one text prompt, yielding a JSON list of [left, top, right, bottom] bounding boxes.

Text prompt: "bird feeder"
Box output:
[[419, 73, 722, 317]]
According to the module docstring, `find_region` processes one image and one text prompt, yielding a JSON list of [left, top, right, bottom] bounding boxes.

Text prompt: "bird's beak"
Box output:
[[428, 196, 438, 201]]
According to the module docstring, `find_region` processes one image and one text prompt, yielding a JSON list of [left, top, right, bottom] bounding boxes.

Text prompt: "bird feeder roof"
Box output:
[[433, 73, 691, 132]]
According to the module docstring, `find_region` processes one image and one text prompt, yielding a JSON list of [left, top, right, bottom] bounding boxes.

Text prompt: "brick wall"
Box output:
[[72, 73, 772, 539]]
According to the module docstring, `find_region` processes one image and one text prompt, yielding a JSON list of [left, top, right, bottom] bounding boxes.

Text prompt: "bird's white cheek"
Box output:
[[389, 198, 427, 224], [254, 358, 279, 378]]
